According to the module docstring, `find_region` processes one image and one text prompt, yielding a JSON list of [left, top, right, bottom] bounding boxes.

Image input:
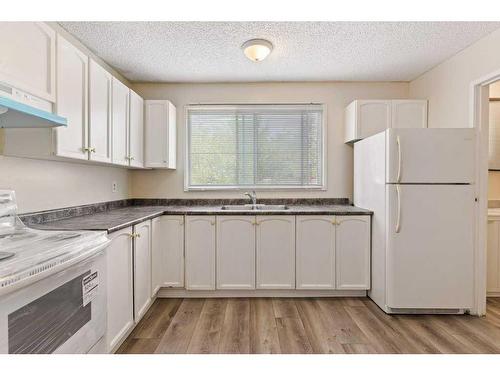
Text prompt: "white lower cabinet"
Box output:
[[105, 227, 134, 353], [335, 216, 371, 290], [185, 216, 216, 290], [216, 216, 256, 290], [133, 220, 152, 322], [256, 216, 295, 289], [151, 215, 184, 295], [296, 216, 336, 289]]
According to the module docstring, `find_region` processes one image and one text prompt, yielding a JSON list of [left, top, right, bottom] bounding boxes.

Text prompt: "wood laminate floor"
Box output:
[[117, 297, 500, 354]]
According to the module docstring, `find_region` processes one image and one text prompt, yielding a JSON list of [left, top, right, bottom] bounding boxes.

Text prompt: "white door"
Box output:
[[129, 90, 144, 168], [391, 100, 427, 129], [386, 128, 475, 184], [151, 215, 184, 295], [386, 184, 474, 309], [216, 216, 255, 289], [133, 220, 152, 322], [296, 216, 336, 289], [358, 100, 392, 140], [105, 227, 134, 353], [0, 22, 56, 101], [185, 216, 216, 290], [256, 216, 295, 289], [335, 216, 370, 290], [112, 78, 129, 166], [88, 59, 112, 163], [55, 34, 88, 160]]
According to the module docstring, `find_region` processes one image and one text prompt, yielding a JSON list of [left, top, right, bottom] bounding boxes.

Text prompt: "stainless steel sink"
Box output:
[[221, 204, 288, 211]]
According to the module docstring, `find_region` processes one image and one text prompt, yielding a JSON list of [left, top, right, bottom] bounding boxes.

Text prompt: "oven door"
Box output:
[[0, 251, 107, 354]]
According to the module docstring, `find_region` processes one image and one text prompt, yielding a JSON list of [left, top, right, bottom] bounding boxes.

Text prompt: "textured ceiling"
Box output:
[[59, 22, 500, 82]]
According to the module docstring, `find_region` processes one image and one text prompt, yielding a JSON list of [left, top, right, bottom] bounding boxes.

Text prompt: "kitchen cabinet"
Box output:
[[296, 216, 336, 289], [185, 216, 216, 290], [145, 100, 177, 169], [112, 78, 130, 166], [256, 216, 295, 289], [487, 218, 500, 295], [133, 220, 152, 322], [151, 215, 184, 295], [105, 227, 134, 353], [216, 216, 255, 290], [0, 22, 56, 101], [344, 99, 427, 143], [88, 59, 112, 163], [55, 34, 88, 160], [335, 216, 370, 290], [129, 90, 144, 168]]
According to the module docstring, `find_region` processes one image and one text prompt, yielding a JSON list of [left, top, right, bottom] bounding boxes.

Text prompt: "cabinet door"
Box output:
[[335, 216, 370, 290], [145, 100, 176, 169], [185, 216, 216, 290], [487, 220, 500, 293], [129, 90, 144, 168], [296, 216, 335, 289], [256, 216, 295, 289], [112, 78, 129, 166], [88, 59, 112, 163], [133, 220, 152, 322], [152, 215, 184, 295], [55, 34, 88, 160], [357, 100, 391, 140], [0, 22, 56, 101], [106, 227, 134, 353], [216, 216, 256, 290], [391, 100, 428, 129]]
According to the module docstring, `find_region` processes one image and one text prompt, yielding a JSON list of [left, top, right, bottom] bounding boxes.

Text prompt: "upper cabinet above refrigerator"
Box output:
[[344, 99, 428, 143]]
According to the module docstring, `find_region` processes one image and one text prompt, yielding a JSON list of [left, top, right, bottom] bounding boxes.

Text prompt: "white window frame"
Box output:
[[184, 103, 327, 191]]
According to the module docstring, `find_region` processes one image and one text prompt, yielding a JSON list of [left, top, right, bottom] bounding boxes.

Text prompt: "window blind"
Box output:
[[186, 104, 324, 189]]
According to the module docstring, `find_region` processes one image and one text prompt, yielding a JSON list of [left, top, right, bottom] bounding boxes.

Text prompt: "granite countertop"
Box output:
[[26, 201, 372, 234]]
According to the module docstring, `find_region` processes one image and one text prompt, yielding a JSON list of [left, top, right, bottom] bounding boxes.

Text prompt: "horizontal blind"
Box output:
[[187, 104, 324, 189]]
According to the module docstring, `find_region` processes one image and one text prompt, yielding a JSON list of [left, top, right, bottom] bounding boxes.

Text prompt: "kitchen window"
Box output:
[[185, 104, 325, 190]]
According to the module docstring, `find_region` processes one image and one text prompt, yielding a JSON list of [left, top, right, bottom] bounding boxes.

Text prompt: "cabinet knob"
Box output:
[[210, 221, 215, 226], [90, 147, 96, 153]]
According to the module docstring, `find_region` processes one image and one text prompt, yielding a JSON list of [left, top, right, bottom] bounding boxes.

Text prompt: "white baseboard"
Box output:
[[156, 288, 367, 298], [487, 291, 500, 297]]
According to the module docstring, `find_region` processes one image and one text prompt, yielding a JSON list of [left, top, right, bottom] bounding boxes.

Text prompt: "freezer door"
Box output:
[[386, 128, 475, 183], [386, 184, 474, 309]]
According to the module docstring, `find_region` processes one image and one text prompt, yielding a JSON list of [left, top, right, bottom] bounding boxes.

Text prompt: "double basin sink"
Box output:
[[220, 204, 289, 211]]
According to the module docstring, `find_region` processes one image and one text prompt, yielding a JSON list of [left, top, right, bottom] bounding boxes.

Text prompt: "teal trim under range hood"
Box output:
[[0, 97, 67, 128]]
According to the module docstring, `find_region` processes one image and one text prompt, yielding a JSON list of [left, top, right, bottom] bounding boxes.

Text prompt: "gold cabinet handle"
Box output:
[[331, 219, 337, 225], [90, 147, 96, 153], [210, 221, 215, 226]]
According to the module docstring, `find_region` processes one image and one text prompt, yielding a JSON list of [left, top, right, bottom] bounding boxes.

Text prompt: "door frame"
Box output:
[[470, 68, 500, 316]]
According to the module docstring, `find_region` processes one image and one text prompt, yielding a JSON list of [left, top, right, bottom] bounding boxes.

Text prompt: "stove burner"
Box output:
[[0, 252, 15, 261]]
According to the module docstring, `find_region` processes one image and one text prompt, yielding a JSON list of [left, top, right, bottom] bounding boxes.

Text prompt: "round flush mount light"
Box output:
[[241, 39, 273, 62]]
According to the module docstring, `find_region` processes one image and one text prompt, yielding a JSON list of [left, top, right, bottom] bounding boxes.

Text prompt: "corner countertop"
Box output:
[[27, 203, 372, 234]]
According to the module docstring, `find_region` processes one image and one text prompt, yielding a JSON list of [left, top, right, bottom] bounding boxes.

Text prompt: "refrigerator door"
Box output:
[[386, 128, 475, 184], [386, 184, 474, 309]]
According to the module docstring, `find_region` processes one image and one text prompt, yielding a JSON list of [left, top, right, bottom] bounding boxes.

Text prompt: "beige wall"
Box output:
[[130, 82, 409, 200], [489, 82, 500, 200], [409, 28, 500, 129]]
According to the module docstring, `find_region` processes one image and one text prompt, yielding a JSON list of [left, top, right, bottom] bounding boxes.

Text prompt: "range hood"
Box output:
[[0, 97, 67, 128]]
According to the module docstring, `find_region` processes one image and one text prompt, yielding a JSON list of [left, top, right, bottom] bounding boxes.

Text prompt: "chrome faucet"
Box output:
[[244, 190, 257, 206]]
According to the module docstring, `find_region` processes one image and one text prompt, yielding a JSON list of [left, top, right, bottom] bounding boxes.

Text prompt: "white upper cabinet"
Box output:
[[0, 22, 56, 101], [145, 100, 177, 169], [216, 216, 256, 290], [185, 216, 216, 290], [88, 59, 112, 163], [112, 78, 130, 166], [256, 216, 295, 289], [133, 220, 152, 322], [129, 90, 144, 168], [296, 216, 336, 289], [344, 99, 427, 143], [335, 216, 370, 290], [151, 215, 185, 294], [55, 34, 88, 160]]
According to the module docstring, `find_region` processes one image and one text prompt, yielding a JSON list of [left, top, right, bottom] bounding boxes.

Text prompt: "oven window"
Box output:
[[8, 271, 92, 354]]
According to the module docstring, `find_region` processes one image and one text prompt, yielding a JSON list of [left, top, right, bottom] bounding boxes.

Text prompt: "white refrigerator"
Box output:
[[354, 128, 476, 313]]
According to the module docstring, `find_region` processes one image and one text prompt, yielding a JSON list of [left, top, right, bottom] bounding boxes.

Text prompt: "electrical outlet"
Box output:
[[112, 181, 118, 193]]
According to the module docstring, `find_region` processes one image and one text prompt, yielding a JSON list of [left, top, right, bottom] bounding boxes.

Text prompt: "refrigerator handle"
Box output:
[[395, 185, 401, 233], [396, 135, 402, 183]]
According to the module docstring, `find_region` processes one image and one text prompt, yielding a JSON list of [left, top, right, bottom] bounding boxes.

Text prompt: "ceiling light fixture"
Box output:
[[241, 39, 273, 62]]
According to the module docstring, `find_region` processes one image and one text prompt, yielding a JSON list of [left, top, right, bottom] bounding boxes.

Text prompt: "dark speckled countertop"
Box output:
[[23, 199, 372, 234]]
